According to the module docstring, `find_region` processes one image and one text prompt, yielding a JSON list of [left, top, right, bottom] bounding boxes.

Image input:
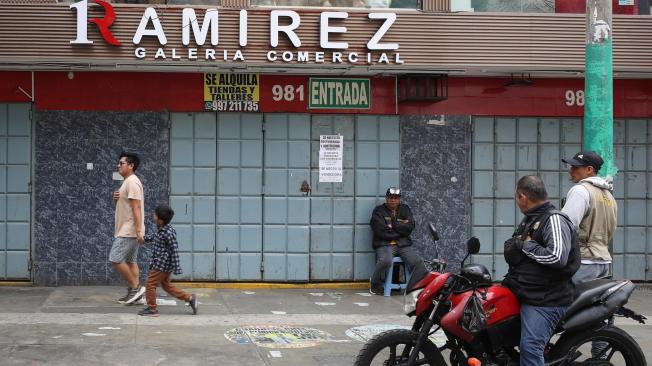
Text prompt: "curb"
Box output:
[[0, 281, 31, 287], [173, 282, 370, 290], [0, 281, 370, 290]]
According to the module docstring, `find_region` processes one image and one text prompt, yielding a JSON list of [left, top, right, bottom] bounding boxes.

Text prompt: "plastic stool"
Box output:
[[384, 256, 410, 297]]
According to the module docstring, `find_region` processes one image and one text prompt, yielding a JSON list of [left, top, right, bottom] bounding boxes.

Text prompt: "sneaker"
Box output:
[[124, 286, 146, 305], [128, 296, 146, 306], [117, 287, 132, 304], [188, 294, 198, 315], [137, 307, 159, 317]]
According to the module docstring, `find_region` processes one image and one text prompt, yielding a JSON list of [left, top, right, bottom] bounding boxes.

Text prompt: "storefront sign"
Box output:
[[204, 73, 259, 111], [69, 2, 403, 65], [309, 78, 370, 109], [319, 135, 343, 183]]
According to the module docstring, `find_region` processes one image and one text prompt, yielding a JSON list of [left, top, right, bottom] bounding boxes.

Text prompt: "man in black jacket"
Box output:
[[503, 175, 580, 366], [369, 187, 422, 295]]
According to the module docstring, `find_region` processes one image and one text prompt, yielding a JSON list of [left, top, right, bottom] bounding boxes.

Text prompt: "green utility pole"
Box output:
[[585, 0, 617, 179]]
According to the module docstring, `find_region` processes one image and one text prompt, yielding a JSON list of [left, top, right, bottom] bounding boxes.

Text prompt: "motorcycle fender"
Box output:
[[561, 281, 634, 332]]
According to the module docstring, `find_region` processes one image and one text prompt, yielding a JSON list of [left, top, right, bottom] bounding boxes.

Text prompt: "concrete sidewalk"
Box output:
[[0, 285, 650, 365]]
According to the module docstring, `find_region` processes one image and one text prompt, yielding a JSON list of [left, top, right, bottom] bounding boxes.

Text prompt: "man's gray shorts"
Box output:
[[109, 237, 139, 263]]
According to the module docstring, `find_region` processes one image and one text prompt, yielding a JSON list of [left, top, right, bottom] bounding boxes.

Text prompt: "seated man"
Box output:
[[369, 187, 422, 295]]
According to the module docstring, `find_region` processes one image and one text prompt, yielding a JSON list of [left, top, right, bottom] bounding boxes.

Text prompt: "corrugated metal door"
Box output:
[[263, 114, 311, 281], [612, 119, 651, 281], [216, 113, 264, 280], [352, 115, 400, 280], [309, 115, 355, 280], [0, 104, 31, 280], [471, 117, 651, 281], [170, 112, 399, 282], [170, 112, 218, 280]]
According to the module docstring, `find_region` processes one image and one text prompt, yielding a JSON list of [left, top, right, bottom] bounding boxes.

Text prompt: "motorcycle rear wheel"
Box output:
[[548, 326, 646, 365], [354, 329, 446, 366]]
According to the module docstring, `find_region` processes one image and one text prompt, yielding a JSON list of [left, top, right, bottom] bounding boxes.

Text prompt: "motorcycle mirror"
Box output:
[[428, 223, 439, 241], [466, 237, 480, 254]]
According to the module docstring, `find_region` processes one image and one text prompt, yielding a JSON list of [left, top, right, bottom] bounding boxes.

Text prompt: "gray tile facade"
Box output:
[[400, 116, 472, 271], [33, 111, 169, 286], [31, 112, 473, 285]]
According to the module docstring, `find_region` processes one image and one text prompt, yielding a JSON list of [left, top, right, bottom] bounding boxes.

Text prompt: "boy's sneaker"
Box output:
[[117, 287, 132, 304], [188, 294, 198, 315], [124, 286, 146, 305], [137, 307, 159, 317]]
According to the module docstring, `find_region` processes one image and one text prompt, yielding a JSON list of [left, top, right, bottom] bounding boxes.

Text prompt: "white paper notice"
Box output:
[[319, 135, 343, 183]]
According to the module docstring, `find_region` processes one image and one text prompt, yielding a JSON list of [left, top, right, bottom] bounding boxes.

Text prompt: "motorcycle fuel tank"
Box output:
[[415, 272, 451, 316], [440, 284, 520, 342]]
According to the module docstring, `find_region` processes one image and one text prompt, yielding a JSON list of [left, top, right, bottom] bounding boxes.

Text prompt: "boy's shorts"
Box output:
[[109, 237, 139, 263]]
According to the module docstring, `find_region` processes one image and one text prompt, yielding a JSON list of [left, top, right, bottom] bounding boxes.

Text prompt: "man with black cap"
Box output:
[[561, 152, 617, 359], [561, 151, 617, 284], [369, 187, 422, 295]]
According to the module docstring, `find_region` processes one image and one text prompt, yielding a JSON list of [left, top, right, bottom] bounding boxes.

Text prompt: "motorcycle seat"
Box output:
[[562, 279, 621, 321]]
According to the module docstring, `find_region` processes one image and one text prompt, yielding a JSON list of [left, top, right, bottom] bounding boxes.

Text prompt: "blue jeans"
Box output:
[[572, 263, 610, 285], [520, 303, 567, 366]]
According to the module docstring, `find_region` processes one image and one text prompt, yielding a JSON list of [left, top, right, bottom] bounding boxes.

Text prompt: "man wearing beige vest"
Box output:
[[561, 151, 617, 285], [110, 152, 146, 305], [561, 151, 617, 359]]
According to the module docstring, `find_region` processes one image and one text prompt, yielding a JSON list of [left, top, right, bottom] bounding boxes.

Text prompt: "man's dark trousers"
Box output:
[[371, 245, 421, 287]]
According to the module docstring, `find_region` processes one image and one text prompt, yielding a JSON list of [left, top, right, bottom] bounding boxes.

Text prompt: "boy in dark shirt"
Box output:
[[138, 205, 198, 317]]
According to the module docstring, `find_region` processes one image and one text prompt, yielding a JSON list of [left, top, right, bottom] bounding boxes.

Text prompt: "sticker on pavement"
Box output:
[[225, 326, 343, 348]]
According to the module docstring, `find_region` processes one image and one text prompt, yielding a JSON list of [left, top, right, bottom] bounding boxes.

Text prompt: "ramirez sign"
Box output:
[[70, 0, 405, 65]]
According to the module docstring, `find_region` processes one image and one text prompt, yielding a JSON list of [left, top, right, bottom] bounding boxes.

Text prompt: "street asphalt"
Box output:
[[0, 284, 650, 365]]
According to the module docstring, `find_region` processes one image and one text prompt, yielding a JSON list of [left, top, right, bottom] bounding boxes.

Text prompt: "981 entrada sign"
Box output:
[[309, 78, 370, 109], [204, 73, 260, 111]]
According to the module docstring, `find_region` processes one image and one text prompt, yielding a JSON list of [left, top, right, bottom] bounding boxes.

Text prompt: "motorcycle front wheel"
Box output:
[[354, 329, 446, 366], [548, 325, 646, 365]]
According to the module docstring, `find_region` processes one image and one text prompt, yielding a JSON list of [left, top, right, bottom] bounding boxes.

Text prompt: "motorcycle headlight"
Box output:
[[403, 288, 424, 315]]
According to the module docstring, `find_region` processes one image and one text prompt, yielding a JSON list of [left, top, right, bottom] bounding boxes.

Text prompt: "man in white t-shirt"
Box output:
[[109, 152, 145, 305]]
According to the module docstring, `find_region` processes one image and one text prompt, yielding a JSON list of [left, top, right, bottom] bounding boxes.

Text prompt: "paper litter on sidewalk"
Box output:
[[156, 298, 177, 306]]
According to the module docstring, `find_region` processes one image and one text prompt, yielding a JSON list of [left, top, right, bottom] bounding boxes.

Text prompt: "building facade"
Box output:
[[0, 0, 650, 285]]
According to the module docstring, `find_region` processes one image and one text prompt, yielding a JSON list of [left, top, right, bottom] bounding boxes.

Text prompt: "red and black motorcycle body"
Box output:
[[440, 284, 520, 344], [414, 272, 522, 352], [405, 263, 643, 365], [357, 229, 647, 366]]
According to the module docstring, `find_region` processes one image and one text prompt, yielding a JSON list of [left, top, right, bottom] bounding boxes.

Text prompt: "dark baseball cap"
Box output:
[[562, 151, 604, 171]]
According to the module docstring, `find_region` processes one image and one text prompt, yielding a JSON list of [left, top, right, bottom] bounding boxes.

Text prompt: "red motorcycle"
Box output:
[[355, 224, 647, 366]]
